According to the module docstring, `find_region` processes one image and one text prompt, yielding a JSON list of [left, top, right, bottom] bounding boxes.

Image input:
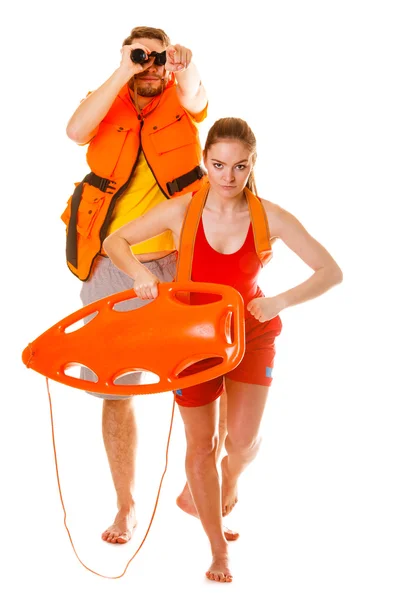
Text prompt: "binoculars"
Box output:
[[130, 48, 167, 66]]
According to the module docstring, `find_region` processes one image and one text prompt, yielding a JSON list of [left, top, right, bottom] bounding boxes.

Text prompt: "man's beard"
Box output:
[[128, 77, 163, 97]]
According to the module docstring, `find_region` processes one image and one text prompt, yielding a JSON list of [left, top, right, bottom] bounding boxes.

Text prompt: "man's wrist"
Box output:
[[112, 66, 134, 87]]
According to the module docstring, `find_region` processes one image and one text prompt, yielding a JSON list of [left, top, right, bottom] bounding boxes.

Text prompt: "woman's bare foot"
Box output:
[[221, 456, 238, 517], [101, 504, 137, 544], [206, 553, 233, 583], [176, 483, 239, 541]]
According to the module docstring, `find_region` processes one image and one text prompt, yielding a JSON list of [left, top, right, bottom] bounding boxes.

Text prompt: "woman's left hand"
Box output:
[[247, 296, 285, 323]]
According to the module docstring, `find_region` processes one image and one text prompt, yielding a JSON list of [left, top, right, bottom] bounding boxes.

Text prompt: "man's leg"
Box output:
[[101, 397, 137, 543], [80, 253, 177, 543]]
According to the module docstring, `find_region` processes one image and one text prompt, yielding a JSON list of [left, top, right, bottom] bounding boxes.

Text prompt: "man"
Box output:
[[63, 26, 208, 544]]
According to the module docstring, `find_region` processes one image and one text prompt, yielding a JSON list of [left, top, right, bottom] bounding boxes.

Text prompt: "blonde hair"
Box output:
[[123, 26, 170, 48]]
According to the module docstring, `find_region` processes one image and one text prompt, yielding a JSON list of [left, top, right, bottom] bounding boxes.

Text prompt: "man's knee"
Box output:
[[103, 397, 134, 414]]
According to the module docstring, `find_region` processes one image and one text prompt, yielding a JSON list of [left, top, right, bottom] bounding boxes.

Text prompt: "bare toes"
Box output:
[[206, 570, 232, 583]]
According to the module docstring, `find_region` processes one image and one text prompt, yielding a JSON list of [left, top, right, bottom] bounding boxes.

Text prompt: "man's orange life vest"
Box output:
[[61, 80, 206, 281]]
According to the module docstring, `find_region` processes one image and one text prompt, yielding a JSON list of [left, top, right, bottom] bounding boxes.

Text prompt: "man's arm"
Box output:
[[66, 42, 155, 145], [165, 44, 208, 116]]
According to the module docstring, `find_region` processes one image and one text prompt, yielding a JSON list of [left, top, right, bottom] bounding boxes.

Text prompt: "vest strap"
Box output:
[[66, 173, 117, 267], [166, 165, 205, 196], [85, 172, 117, 193], [175, 182, 272, 283]]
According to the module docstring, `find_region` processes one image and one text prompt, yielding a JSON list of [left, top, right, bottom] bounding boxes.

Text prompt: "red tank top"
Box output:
[[190, 217, 264, 309]]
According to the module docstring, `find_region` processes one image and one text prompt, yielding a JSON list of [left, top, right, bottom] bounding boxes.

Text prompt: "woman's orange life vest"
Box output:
[[61, 80, 207, 282]]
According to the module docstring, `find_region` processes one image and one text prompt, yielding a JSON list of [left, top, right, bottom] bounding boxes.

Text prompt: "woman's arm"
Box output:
[[103, 196, 188, 298], [248, 202, 343, 321]]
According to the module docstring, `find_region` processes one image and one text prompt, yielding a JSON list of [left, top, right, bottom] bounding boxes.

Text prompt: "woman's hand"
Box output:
[[133, 270, 160, 299], [247, 296, 285, 323]]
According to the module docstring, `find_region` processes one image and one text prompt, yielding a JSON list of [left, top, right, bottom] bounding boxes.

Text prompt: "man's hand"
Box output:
[[165, 44, 193, 72], [118, 43, 157, 79]]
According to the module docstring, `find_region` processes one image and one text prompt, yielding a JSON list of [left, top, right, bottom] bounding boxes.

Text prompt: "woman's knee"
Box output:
[[186, 432, 219, 462], [225, 432, 262, 456]]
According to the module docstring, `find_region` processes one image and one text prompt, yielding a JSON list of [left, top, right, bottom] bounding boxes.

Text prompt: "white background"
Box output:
[[2, 0, 399, 598]]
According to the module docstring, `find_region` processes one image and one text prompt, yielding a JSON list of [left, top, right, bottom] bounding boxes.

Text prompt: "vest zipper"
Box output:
[[99, 119, 144, 245], [140, 128, 169, 199]]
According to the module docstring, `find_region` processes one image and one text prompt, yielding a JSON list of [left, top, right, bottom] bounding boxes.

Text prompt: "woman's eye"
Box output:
[[212, 162, 223, 169], [236, 165, 246, 170]]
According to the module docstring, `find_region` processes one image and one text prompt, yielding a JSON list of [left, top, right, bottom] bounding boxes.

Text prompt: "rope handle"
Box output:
[[46, 377, 175, 579]]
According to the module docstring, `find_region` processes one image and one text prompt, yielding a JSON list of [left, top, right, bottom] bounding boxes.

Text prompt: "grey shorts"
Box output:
[[79, 253, 177, 400]]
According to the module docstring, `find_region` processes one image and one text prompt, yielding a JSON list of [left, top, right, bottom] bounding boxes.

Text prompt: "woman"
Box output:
[[103, 118, 343, 583]]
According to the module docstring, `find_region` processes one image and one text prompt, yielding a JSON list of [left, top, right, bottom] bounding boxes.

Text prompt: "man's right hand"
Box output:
[[66, 43, 157, 144], [118, 43, 156, 80]]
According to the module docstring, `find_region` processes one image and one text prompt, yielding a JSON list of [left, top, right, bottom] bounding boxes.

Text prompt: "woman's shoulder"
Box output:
[[167, 193, 192, 212], [258, 197, 295, 239], [259, 197, 288, 221], [174, 193, 193, 212], [163, 193, 192, 231]]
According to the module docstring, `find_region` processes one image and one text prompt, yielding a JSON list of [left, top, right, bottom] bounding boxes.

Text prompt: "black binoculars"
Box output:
[[130, 48, 167, 66]]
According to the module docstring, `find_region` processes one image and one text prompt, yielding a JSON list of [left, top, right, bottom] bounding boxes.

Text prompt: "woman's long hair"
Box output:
[[204, 118, 258, 194]]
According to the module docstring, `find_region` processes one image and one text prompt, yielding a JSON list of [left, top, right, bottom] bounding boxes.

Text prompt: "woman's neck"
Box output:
[[205, 188, 248, 215]]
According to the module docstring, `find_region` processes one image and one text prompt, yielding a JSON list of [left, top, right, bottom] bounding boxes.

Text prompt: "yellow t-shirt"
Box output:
[[106, 151, 174, 254]]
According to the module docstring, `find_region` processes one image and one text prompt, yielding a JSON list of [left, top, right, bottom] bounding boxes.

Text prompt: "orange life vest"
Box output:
[[62, 80, 206, 281]]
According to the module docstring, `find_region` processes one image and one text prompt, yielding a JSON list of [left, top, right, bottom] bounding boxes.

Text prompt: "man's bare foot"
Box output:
[[101, 504, 137, 544], [221, 456, 238, 517], [176, 483, 239, 541], [206, 553, 233, 583]]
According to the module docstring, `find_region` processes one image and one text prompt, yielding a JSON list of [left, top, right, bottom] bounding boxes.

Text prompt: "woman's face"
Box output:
[[204, 140, 254, 197]]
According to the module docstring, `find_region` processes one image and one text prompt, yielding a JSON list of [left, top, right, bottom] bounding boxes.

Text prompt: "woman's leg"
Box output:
[[176, 389, 239, 540], [178, 400, 232, 582], [222, 379, 270, 516]]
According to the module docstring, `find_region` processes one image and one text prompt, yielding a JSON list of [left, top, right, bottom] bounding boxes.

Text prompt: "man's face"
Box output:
[[128, 37, 168, 97]]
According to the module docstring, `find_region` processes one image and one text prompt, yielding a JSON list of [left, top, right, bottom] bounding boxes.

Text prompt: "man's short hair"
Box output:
[[123, 26, 170, 48]]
